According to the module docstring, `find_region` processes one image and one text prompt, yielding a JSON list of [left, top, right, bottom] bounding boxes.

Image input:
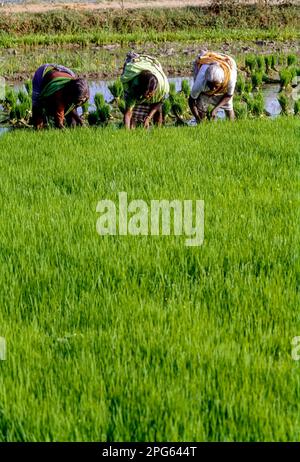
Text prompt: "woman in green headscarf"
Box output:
[[121, 53, 169, 129]]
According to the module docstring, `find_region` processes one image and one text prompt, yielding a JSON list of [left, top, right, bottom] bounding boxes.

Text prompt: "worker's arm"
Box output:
[[211, 94, 232, 119], [32, 106, 44, 130], [143, 102, 162, 128], [66, 109, 83, 127], [188, 96, 205, 123], [124, 107, 133, 129], [54, 102, 65, 129]]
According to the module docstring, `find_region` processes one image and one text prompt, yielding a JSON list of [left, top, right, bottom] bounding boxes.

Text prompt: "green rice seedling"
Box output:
[[3, 87, 17, 107], [278, 54, 286, 66], [287, 54, 297, 66], [296, 68, 300, 77], [236, 74, 246, 94], [81, 101, 89, 116], [256, 55, 265, 72], [251, 91, 265, 117], [245, 55, 257, 72], [235, 102, 248, 119], [264, 55, 273, 73], [24, 80, 33, 98], [14, 101, 30, 120], [170, 92, 187, 117], [271, 54, 277, 70], [279, 69, 293, 89], [162, 98, 172, 119], [1, 85, 32, 125], [251, 71, 264, 89], [117, 98, 126, 115], [294, 100, 300, 115], [87, 111, 98, 126], [233, 96, 248, 119], [97, 104, 111, 124], [169, 82, 176, 97], [290, 67, 297, 79], [278, 92, 289, 115], [94, 93, 106, 112], [181, 79, 190, 98], [108, 79, 124, 100], [17, 89, 30, 105], [244, 81, 253, 93], [96, 94, 111, 124]]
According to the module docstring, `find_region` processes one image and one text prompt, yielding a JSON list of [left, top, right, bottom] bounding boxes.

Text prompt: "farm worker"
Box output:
[[121, 52, 169, 129], [188, 50, 237, 122], [31, 64, 89, 129]]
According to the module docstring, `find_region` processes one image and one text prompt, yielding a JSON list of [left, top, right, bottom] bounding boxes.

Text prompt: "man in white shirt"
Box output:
[[188, 50, 237, 122]]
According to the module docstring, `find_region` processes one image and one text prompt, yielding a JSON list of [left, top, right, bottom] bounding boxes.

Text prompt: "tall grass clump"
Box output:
[[279, 69, 294, 89], [0, 82, 32, 126], [245, 55, 256, 72], [278, 92, 290, 115], [256, 55, 265, 72], [287, 54, 297, 66], [236, 74, 246, 94], [251, 71, 264, 89]]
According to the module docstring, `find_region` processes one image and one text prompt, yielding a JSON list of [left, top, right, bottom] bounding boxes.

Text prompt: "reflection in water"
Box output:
[[0, 127, 10, 137]]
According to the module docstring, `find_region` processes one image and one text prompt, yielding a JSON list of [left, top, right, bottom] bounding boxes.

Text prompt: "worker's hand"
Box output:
[[211, 108, 218, 119], [144, 116, 151, 129]]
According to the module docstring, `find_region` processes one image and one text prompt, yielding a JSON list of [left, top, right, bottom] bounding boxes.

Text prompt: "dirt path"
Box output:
[[0, 0, 290, 15]]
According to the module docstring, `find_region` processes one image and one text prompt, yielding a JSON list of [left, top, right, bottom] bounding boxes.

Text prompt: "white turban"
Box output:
[[205, 64, 224, 84]]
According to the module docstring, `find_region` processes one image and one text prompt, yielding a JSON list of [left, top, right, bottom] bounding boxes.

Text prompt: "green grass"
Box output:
[[0, 118, 299, 441], [0, 27, 299, 49], [1, 4, 299, 36]]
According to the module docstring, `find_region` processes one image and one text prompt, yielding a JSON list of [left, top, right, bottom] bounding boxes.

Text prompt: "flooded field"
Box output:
[[16, 77, 283, 117]]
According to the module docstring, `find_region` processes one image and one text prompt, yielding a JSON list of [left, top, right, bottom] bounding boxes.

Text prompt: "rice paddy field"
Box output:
[[0, 0, 300, 443], [0, 117, 299, 441]]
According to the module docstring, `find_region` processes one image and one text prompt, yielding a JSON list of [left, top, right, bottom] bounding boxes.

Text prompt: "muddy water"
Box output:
[[0, 127, 10, 136]]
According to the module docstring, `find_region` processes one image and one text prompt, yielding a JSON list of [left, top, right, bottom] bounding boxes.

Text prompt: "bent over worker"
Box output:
[[121, 52, 169, 129], [32, 64, 89, 129], [188, 51, 237, 122]]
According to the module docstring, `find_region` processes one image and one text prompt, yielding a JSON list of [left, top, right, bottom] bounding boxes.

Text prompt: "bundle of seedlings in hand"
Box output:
[[108, 79, 126, 119], [168, 81, 189, 125], [88, 93, 111, 126], [108, 79, 124, 100]]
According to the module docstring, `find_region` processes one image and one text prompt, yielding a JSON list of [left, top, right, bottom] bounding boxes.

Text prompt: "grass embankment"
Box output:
[[0, 3, 299, 47], [0, 118, 299, 441]]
